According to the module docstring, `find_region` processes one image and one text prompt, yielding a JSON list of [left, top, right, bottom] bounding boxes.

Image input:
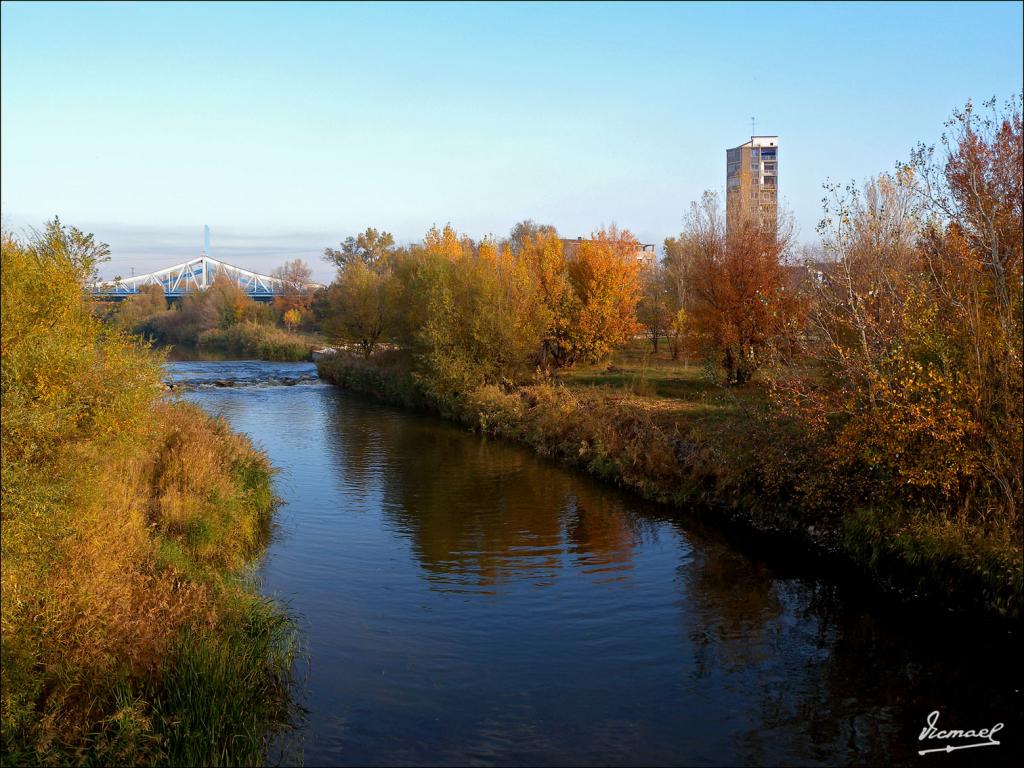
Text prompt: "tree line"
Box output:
[[319, 222, 647, 395]]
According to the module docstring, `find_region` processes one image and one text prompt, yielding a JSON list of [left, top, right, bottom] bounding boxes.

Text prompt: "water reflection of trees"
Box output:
[[323, 394, 392, 492], [675, 528, 1022, 766], [325, 393, 1021, 766], [326, 393, 645, 590]]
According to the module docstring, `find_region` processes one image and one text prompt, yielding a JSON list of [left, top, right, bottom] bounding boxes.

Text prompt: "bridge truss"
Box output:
[[91, 256, 292, 301]]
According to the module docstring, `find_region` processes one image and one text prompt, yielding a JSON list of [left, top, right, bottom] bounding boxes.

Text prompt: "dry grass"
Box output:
[[147, 401, 274, 572], [1, 397, 287, 764], [553, 340, 776, 449]]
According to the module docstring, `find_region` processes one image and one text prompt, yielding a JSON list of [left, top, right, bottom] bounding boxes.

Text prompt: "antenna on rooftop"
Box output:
[[203, 224, 210, 257], [751, 116, 756, 136]]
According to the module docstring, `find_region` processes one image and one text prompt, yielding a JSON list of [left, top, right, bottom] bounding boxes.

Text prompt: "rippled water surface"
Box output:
[[165, 359, 319, 389], [174, 360, 1022, 767]]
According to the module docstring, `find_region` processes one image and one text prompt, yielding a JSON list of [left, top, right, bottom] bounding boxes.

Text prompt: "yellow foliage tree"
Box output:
[[413, 232, 549, 397], [518, 229, 578, 369], [282, 307, 302, 331], [325, 257, 399, 357], [423, 223, 470, 261], [564, 225, 642, 365]]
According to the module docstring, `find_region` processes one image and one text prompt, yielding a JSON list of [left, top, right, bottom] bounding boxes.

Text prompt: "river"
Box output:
[[170, 360, 1021, 766]]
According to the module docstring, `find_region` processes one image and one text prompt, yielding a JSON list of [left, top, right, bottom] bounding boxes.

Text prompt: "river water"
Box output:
[[171, 360, 1021, 766]]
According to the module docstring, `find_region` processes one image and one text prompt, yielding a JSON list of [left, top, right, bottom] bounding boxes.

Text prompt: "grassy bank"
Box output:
[[196, 322, 320, 361], [2, 223, 299, 765], [316, 347, 1022, 619]]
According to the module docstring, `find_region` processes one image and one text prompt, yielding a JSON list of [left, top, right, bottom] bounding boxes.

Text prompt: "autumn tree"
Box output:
[[793, 96, 1023, 518], [423, 223, 472, 261], [210, 273, 265, 326], [178, 274, 239, 329], [517, 229, 578, 370], [678, 192, 800, 385], [508, 219, 557, 255], [324, 227, 396, 269], [30, 216, 110, 285], [908, 96, 1022, 515], [324, 258, 399, 357], [138, 274, 268, 345], [272, 258, 314, 316], [661, 236, 692, 362], [326, 221, 649, 386], [563, 225, 643, 365], [282, 308, 302, 331], [515, 225, 645, 369], [406, 227, 549, 397]]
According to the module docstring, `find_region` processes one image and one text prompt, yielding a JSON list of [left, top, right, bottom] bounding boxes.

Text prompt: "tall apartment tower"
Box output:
[[726, 135, 778, 234]]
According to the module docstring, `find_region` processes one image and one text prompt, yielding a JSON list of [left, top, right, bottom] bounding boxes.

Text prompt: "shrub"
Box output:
[[197, 321, 314, 361]]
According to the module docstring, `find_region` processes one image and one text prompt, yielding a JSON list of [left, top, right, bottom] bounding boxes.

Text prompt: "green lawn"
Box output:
[[555, 339, 772, 432]]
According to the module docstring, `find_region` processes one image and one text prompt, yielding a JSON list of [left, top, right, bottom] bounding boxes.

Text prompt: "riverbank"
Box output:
[[2, 224, 299, 766], [316, 349, 1022, 619], [3, 401, 299, 766]]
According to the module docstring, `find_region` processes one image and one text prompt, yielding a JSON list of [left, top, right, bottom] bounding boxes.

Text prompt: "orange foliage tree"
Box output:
[[324, 221, 648, 392], [563, 225, 643, 365], [678, 192, 802, 385]]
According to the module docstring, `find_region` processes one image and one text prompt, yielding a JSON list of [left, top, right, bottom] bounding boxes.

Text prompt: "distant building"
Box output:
[[726, 135, 778, 234], [560, 237, 657, 269]]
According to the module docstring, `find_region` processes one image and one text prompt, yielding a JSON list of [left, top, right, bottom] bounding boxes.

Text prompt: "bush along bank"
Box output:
[[316, 351, 1022, 620], [196, 321, 317, 361], [2, 222, 300, 766]]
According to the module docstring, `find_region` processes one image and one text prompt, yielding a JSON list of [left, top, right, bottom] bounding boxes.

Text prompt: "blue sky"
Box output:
[[2, 1, 1022, 282]]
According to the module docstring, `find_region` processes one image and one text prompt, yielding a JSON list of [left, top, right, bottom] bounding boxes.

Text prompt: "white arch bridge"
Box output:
[[90, 256, 320, 302]]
